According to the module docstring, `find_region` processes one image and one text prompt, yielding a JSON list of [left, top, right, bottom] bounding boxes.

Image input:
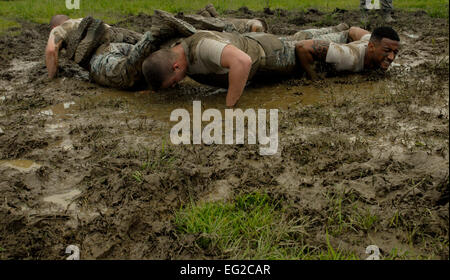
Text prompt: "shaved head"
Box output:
[[142, 49, 178, 90], [50, 15, 70, 29]]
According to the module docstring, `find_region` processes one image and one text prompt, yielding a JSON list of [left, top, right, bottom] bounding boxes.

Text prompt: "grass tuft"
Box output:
[[175, 192, 362, 259], [175, 192, 311, 259]]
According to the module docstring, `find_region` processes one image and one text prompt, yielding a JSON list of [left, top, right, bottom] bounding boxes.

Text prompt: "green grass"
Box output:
[[175, 192, 360, 259], [0, 0, 448, 32], [0, 17, 21, 36], [323, 189, 380, 236], [317, 231, 358, 260], [130, 140, 176, 183]]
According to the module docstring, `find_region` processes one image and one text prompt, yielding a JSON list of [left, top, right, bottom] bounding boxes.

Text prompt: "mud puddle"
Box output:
[[0, 159, 41, 172], [44, 77, 401, 124]]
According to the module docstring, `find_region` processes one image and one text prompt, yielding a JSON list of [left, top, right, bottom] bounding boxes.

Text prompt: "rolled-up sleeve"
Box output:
[[197, 38, 229, 74]]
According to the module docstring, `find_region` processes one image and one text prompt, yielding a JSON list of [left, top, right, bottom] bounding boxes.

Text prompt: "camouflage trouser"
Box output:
[[360, 0, 393, 11], [252, 27, 350, 75], [224, 18, 268, 33], [102, 27, 143, 45], [243, 33, 298, 74], [259, 37, 298, 74], [89, 31, 155, 89], [291, 24, 349, 43]]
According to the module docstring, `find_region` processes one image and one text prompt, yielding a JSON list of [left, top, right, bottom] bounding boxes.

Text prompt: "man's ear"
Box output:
[[173, 62, 180, 71], [368, 41, 375, 52]]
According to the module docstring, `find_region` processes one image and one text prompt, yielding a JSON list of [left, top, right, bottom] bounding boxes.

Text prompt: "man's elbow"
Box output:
[[295, 43, 311, 62], [348, 27, 358, 38], [45, 45, 56, 59], [238, 55, 252, 71]]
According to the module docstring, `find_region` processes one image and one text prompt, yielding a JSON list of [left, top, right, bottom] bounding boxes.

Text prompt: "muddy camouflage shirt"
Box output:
[[50, 18, 82, 45], [50, 18, 111, 46], [180, 31, 264, 87], [325, 33, 371, 72]]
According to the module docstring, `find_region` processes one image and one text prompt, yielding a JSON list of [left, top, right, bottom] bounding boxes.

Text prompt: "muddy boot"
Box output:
[[152, 9, 196, 41], [335, 22, 349, 32], [180, 14, 231, 32], [65, 16, 94, 60], [205, 3, 219, 17], [198, 10, 212, 17], [74, 19, 106, 68]]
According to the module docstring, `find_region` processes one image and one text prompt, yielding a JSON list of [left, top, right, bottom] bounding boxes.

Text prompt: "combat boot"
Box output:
[[154, 10, 197, 36], [198, 10, 212, 17], [205, 3, 219, 17], [180, 14, 229, 32], [74, 19, 106, 68], [65, 16, 94, 60], [151, 10, 196, 41], [335, 22, 350, 32]]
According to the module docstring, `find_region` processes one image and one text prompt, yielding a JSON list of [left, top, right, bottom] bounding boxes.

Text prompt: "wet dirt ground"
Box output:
[[0, 8, 448, 259]]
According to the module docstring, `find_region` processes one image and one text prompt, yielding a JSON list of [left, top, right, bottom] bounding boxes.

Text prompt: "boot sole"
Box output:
[[154, 10, 196, 37]]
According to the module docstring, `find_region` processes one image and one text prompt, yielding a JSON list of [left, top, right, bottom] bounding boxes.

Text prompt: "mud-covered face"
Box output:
[[161, 65, 186, 89], [161, 72, 185, 89], [371, 38, 400, 70]]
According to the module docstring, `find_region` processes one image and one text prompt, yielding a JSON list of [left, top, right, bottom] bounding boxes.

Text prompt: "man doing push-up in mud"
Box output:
[[295, 26, 400, 80], [143, 24, 400, 106]]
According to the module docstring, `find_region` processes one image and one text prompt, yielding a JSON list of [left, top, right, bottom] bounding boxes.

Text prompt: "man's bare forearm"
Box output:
[[45, 49, 58, 78], [226, 62, 250, 107], [45, 37, 60, 78], [295, 40, 330, 80], [220, 44, 252, 107]]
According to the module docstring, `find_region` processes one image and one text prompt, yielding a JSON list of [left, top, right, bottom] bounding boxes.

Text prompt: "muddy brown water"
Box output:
[[38, 76, 401, 124], [0, 159, 41, 172], [0, 9, 448, 260], [41, 78, 323, 120]]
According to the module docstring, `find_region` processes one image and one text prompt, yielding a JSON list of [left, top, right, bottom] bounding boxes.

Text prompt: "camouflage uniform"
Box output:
[[178, 23, 352, 84], [102, 27, 143, 46], [291, 23, 349, 43], [89, 32, 156, 89], [244, 24, 350, 75], [244, 33, 298, 75]]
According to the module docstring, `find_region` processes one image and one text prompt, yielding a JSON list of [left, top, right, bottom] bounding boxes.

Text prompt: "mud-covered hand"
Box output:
[[45, 33, 62, 78], [220, 45, 252, 107]]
